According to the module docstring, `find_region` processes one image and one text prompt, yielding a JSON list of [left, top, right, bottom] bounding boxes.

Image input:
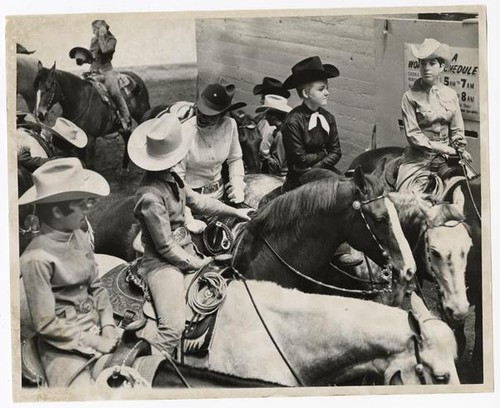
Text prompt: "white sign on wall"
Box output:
[[404, 44, 480, 122]]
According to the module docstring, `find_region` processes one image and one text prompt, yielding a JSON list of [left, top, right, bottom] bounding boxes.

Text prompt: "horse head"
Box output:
[[229, 110, 262, 174], [386, 293, 459, 385], [34, 61, 60, 121], [347, 166, 416, 283], [420, 189, 472, 326]]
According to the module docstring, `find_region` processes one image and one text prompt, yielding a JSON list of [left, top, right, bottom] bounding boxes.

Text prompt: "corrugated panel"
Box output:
[[196, 15, 381, 165]]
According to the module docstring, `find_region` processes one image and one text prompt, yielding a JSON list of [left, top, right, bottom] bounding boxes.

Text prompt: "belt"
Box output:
[[76, 298, 94, 314], [193, 178, 224, 195]]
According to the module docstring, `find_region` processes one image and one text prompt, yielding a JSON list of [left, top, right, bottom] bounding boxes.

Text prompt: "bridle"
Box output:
[[414, 218, 467, 314], [251, 193, 395, 296], [410, 317, 451, 385]]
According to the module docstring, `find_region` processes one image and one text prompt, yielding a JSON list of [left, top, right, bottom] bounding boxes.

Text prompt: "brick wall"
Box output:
[[195, 15, 410, 168]]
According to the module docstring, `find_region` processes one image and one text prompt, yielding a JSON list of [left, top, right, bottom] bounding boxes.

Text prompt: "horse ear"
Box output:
[[389, 370, 404, 385], [50, 61, 56, 71], [452, 186, 465, 215], [407, 310, 422, 340], [372, 157, 387, 178], [37, 61, 44, 71], [353, 166, 368, 194]]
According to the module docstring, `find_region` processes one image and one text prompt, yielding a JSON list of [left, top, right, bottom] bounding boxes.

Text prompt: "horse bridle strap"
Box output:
[[412, 335, 427, 385], [232, 269, 307, 387]]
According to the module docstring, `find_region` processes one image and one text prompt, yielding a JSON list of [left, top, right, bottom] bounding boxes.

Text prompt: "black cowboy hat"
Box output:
[[253, 77, 291, 99], [69, 47, 94, 66], [282, 56, 340, 90], [197, 79, 247, 116], [17, 43, 36, 55]]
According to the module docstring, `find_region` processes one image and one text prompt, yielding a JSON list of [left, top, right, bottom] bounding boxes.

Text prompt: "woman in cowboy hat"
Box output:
[[128, 113, 252, 357], [396, 38, 473, 194], [255, 94, 292, 177], [17, 116, 88, 172], [253, 77, 291, 170], [175, 79, 247, 233], [281, 56, 362, 268], [19, 158, 119, 387], [88, 19, 131, 131]]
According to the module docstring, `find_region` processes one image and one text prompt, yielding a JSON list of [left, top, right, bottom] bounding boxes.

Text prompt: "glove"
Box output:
[[186, 218, 207, 234], [461, 150, 473, 163]]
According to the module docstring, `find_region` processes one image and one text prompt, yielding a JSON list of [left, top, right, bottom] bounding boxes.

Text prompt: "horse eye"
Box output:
[[430, 248, 442, 259]]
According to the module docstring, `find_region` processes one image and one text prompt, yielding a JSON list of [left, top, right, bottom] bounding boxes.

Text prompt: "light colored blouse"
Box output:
[[175, 116, 245, 189], [401, 78, 466, 153]]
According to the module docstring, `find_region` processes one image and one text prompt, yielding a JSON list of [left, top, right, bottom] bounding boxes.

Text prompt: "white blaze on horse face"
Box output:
[[384, 197, 416, 281], [428, 224, 472, 324], [35, 89, 41, 113]]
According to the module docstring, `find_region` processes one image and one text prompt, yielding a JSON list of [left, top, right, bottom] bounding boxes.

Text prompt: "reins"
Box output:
[[457, 152, 482, 222]]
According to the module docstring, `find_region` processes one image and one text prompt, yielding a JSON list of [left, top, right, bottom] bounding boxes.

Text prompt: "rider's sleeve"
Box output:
[[97, 36, 116, 54], [314, 114, 342, 170], [134, 192, 201, 271], [401, 92, 434, 151], [267, 131, 287, 175], [186, 185, 239, 217], [17, 149, 52, 172], [226, 119, 245, 182], [449, 92, 466, 147]]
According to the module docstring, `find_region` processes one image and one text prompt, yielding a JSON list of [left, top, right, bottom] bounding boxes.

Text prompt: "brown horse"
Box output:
[[34, 62, 150, 169], [233, 167, 416, 296], [17, 54, 40, 112]]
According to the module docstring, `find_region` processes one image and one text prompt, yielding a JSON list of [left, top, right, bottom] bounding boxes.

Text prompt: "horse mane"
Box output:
[[250, 177, 353, 238]]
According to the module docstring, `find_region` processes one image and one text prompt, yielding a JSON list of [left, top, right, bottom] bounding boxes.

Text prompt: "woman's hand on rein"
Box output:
[[234, 208, 254, 221]]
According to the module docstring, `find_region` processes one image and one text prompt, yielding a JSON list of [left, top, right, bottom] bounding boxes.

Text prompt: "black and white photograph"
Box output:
[[3, 1, 496, 405]]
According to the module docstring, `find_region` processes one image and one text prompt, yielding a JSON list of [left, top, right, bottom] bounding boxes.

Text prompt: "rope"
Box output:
[[65, 353, 102, 387], [232, 270, 307, 387], [186, 271, 228, 316]]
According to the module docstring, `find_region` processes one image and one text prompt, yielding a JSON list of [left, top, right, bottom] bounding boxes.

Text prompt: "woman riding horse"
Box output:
[[396, 38, 473, 195], [127, 113, 252, 358]]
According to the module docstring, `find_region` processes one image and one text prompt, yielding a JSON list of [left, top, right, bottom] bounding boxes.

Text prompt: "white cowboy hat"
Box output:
[[50, 118, 88, 148], [19, 157, 110, 205], [255, 94, 292, 114], [411, 38, 453, 65], [127, 113, 192, 171]]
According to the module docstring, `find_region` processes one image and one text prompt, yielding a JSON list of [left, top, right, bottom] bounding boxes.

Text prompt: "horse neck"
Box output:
[[56, 71, 92, 120], [221, 281, 412, 385]]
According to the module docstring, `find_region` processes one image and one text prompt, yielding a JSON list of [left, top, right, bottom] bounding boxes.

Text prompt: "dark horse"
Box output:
[[233, 167, 416, 298], [34, 62, 150, 169], [140, 103, 263, 174], [443, 176, 483, 382]]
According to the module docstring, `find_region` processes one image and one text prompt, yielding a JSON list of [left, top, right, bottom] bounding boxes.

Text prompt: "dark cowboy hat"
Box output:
[[69, 47, 94, 66], [282, 56, 340, 90], [197, 79, 247, 116], [17, 43, 36, 55], [253, 77, 291, 99]]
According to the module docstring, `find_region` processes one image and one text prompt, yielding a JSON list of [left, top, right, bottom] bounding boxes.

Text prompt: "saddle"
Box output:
[[83, 72, 138, 106]]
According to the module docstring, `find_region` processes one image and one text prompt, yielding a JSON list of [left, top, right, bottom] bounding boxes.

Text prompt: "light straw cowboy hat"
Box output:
[[127, 113, 192, 171], [19, 158, 110, 205], [282, 56, 340, 90], [255, 94, 292, 114], [411, 38, 453, 65]]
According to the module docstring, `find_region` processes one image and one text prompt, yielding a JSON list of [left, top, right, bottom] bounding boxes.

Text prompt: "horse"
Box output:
[[33, 62, 151, 170], [17, 54, 40, 112], [140, 103, 263, 174], [233, 167, 416, 298], [93, 173, 283, 261], [443, 176, 483, 382]]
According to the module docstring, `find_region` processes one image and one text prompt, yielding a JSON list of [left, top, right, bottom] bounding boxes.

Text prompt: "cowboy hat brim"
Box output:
[[410, 43, 453, 64], [51, 118, 88, 149], [18, 121, 88, 149], [127, 119, 193, 171], [252, 84, 291, 98], [19, 168, 110, 205], [255, 105, 292, 114], [282, 64, 340, 90], [69, 47, 94, 63], [196, 100, 247, 117]]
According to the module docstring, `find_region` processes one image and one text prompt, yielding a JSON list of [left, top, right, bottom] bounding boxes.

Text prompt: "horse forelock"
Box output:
[[388, 193, 426, 229], [250, 177, 343, 237], [426, 203, 465, 229]]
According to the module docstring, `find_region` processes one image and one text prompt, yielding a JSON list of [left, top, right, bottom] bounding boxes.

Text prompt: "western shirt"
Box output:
[[133, 171, 236, 274], [90, 32, 116, 72], [175, 116, 245, 189], [282, 103, 342, 173], [401, 78, 466, 153], [20, 224, 115, 354]]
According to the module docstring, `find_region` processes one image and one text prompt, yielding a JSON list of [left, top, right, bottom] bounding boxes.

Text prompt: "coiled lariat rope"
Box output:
[[186, 270, 228, 316]]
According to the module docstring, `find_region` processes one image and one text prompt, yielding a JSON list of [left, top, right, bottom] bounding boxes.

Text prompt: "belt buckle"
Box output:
[[173, 226, 188, 244], [79, 298, 94, 314], [202, 180, 220, 195]]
